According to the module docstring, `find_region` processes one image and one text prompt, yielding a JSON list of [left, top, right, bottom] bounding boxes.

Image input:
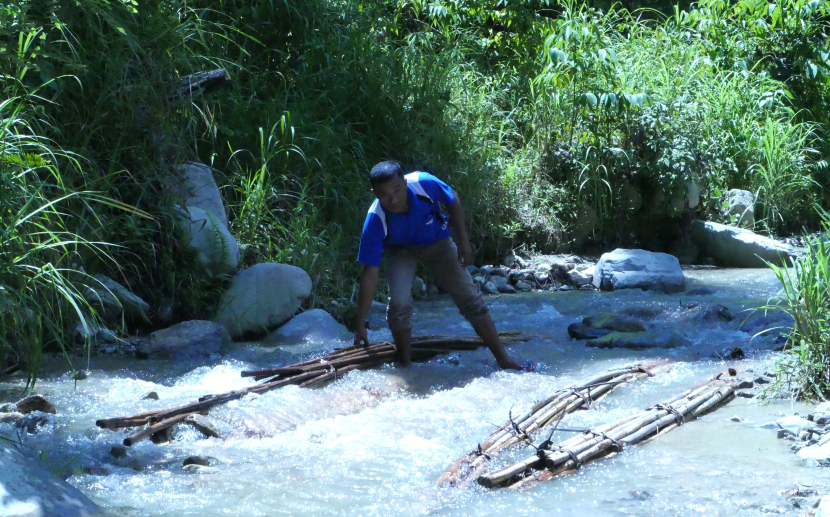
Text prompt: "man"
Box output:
[[353, 161, 523, 370]]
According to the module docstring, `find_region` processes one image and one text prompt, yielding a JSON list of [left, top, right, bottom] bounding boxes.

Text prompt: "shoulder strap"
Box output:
[[368, 172, 445, 240]]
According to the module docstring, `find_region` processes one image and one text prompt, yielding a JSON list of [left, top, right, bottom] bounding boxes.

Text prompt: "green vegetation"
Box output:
[[3, 0, 830, 379], [766, 209, 830, 401]]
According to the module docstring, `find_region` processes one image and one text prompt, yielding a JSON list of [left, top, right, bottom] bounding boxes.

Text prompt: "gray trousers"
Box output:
[[386, 237, 488, 331]]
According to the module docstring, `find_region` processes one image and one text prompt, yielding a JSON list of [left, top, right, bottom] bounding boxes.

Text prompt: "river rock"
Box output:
[[568, 266, 594, 286], [690, 220, 798, 267], [583, 313, 647, 333], [702, 304, 733, 322], [411, 276, 426, 297], [585, 331, 690, 349], [490, 268, 508, 278], [427, 284, 439, 296], [83, 274, 150, 323], [173, 161, 228, 228], [490, 276, 508, 288], [815, 496, 830, 516], [215, 263, 312, 338], [0, 444, 101, 516], [759, 416, 815, 435], [183, 455, 218, 467], [515, 280, 533, 292], [592, 249, 685, 293], [738, 314, 793, 334], [497, 284, 517, 294], [481, 281, 498, 295], [0, 403, 16, 412], [179, 205, 239, 275], [0, 412, 24, 424], [466, 265, 479, 276], [15, 395, 56, 415], [142, 391, 159, 401], [185, 414, 222, 439], [263, 309, 349, 345], [110, 445, 128, 459], [567, 323, 612, 340], [16, 412, 51, 433], [138, 320, 230, 359], [724, 189, 755, 228]]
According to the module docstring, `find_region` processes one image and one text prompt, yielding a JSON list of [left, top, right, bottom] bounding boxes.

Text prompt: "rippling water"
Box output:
[[2, 268, 827, 516]]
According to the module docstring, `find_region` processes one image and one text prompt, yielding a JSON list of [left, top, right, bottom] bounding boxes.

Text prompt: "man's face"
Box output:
[[372, 175, 408, 214]]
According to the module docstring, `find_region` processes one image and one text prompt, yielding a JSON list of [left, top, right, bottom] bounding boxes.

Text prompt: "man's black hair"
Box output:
[[370, 161, 403, 186]]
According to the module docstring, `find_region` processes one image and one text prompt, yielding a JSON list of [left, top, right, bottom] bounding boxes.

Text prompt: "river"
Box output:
[[1, 267, 826, 516]]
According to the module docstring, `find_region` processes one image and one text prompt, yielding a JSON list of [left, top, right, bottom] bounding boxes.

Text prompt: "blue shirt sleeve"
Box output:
[[357, 212, 385, 267], [417, 172, 455, 205]]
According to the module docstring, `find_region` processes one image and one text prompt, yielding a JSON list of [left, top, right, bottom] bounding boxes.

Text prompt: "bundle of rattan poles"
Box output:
[[96, 331, 530, 446], [437, 360, 672, 486], [476, 371, 738, 490]]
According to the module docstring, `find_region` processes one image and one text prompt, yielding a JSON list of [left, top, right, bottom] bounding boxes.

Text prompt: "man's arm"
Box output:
[[447, 189, 473, 267], [353, 265, 380, 346]]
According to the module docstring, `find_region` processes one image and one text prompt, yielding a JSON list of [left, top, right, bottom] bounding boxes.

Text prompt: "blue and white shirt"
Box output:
[[357, 172, 455, 267]]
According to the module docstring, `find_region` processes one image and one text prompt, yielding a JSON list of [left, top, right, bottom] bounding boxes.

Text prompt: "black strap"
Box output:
[[586, 430, 624, 452], [650, 403, 685, 425], [550, 445, 582, 469]]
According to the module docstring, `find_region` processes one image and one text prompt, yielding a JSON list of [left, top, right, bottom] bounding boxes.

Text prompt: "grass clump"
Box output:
[[766, 208, 830, 401]]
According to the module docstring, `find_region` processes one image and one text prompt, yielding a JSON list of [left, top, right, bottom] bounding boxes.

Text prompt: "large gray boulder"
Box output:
[[691, 220, 797, 267], [215, 263, 312, 338], [178, 206, 239, 275], [592, 249, 685, 293], [262, 309, 349, 346], [137, 320, 230, 359], [724, 189, 755, 228], [0, 444, 101, 516], [173, 161, 228, 228], [83, 274, 150, 323]]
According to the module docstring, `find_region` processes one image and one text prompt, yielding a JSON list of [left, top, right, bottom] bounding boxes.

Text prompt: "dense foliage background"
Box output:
[[3, 0, 830, 380]]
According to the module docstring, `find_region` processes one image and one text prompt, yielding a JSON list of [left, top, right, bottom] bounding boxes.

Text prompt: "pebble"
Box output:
[[755, 376, 772, 385], [73, 370, 89, 380], [731, 416, 741, 422], [737, 380, 754, 389]]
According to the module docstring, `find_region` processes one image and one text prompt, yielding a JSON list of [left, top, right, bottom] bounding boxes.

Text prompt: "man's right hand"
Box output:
[[354, 323, 369, 346]]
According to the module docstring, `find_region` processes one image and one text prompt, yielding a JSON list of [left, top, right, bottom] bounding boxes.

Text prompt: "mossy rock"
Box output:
[[583, 313, 646, 333], [585, 331, 690, 349]]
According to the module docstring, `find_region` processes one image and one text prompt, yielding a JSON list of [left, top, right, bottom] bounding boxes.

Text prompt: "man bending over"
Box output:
[[353, 161, 523, 370]]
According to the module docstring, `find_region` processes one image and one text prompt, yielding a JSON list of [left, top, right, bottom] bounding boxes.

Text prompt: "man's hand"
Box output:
[[457, 241, 473, 268], [354, 322, 369, 347]]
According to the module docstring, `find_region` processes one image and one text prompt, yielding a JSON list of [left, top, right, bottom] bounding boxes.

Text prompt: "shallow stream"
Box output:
[[2, 267, 827, 516]]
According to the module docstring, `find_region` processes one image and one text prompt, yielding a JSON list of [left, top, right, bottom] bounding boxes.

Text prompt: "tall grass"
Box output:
[[765, 209, 830, 400]]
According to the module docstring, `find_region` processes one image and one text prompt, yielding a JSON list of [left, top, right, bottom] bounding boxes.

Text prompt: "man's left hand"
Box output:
[[457, 242, 473, 268]]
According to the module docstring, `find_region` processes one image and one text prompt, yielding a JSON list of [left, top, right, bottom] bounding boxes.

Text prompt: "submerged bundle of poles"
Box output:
[[476, 372, 738, 490], [96, 331, 530, 446], [438, 360, 672, 486]]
